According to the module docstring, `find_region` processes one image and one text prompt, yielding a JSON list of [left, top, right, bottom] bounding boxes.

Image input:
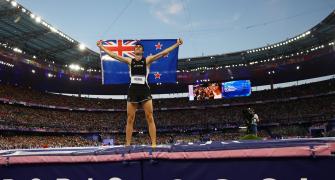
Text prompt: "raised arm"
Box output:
[[146, 38, 183, 65], [97, 40, 131, 65]]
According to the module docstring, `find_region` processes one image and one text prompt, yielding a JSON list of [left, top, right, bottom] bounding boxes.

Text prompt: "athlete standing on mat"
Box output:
[[97, 38, 183, 147]]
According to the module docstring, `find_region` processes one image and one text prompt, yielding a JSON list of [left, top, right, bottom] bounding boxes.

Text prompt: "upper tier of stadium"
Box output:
[[0, 0, 334, 70], [0, 0, 98, 68]]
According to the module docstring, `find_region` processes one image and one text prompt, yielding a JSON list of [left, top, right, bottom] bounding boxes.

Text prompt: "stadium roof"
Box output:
[[0, 0, 100, 67], [178, 10, 335, 69], [0, 0, 334, 70]]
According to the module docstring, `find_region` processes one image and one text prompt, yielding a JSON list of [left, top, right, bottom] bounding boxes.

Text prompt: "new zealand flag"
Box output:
[[100, 39, 178, 84]]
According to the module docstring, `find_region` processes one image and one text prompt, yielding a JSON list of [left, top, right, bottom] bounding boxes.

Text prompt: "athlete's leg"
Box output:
[[142, 99, 157, 147], [126, 102, 138, 146]]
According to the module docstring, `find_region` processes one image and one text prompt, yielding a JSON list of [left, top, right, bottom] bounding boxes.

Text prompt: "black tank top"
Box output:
[[129, 57, 149, 85]]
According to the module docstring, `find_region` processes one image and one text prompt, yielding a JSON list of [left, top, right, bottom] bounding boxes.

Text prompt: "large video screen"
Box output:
[[188, 83, 222, 101], [188, 80, 251, 101], [222, 80, 251, 98]]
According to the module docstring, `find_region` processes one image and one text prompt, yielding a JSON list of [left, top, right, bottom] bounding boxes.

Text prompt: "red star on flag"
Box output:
[[155, 42, 163, 50], [154, 72, 161, 79]]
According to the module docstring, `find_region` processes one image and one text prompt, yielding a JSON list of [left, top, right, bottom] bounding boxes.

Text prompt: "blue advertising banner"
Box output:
[[0, 161, 141, 180], [143, 158, 335, 180], [1, 158, 334, 180]]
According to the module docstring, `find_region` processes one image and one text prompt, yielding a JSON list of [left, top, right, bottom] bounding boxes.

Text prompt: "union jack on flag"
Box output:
[[100, 40, 138, 61], [100, 39, 179, 85]]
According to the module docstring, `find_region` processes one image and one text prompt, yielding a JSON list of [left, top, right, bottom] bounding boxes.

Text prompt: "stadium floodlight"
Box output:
[[79, 43, 86, 51], [31, 69, 35, 74], [50, 26, 57, 33], [296, 66, 300, 70], [30, 13, 35, 19], [21, 8, 26, 13], [69, 64, 81, 71], [13, 47, 22, 53], [42, 21, 47, 26], [11, 1, 17, 7], [35, 16, 41, 23]]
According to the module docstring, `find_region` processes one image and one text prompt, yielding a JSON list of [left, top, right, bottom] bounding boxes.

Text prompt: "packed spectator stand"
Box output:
[[0, 78, 334, 148]]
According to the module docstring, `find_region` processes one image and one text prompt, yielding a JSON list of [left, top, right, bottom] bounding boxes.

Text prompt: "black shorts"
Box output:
[[127, 84, 152, 103]]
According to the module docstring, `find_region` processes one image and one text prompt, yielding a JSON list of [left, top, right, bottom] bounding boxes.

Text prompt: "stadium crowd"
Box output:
[[0, 134, 98, 150], [0, 78, 334, 109], [0, 125, 321, 149], [0, 79, 334, 149], [0, 93, 334, 132]]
